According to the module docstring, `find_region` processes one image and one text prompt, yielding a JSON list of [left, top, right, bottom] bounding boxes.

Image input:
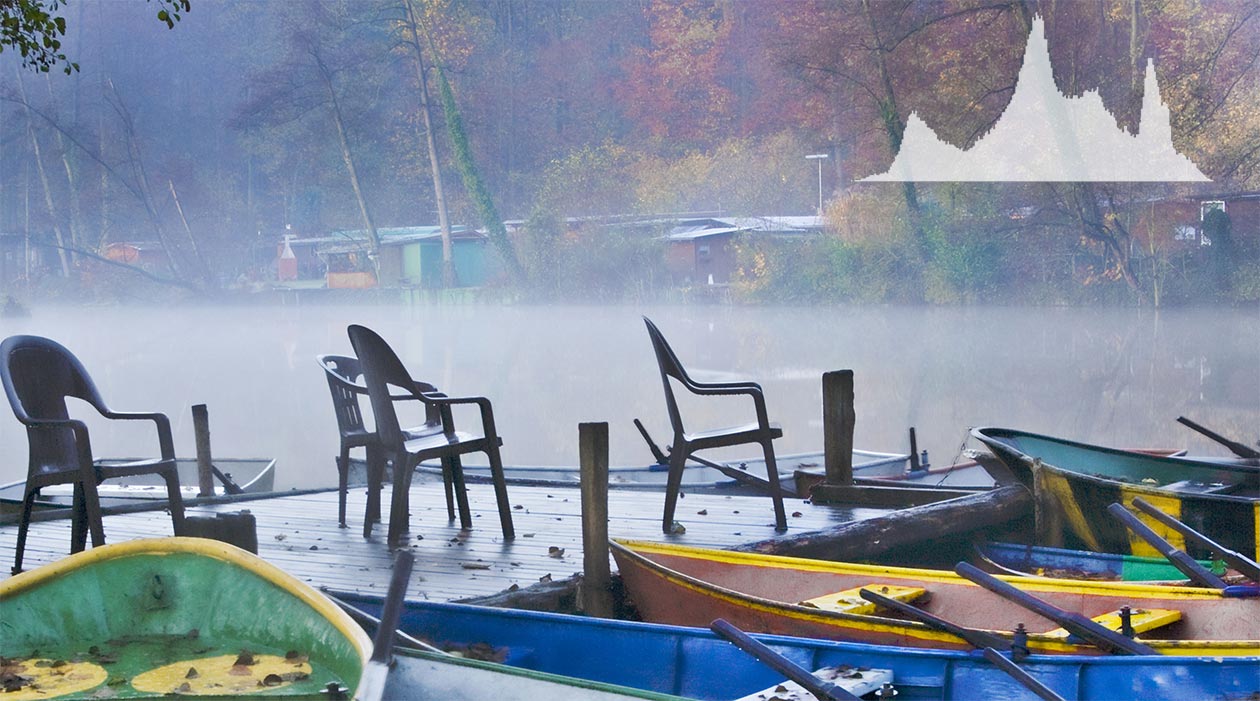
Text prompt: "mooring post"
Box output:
[[193, 404, 215, 497], [822, 370, 855, 486], [578, 421, 614, 618]]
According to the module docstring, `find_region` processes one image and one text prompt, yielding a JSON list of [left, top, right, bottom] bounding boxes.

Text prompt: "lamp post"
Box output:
[[805, 153, 829, 214]]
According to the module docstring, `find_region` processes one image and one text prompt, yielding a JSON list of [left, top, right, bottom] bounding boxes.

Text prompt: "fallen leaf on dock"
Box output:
[[462, 562, 491, 570], [697, 509, 708, 515], [548, 546, 565, 558], [540, 574, 552, 583]]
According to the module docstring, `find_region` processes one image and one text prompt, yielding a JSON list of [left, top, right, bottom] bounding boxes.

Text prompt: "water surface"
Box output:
[[1, 304, 1255, 489]]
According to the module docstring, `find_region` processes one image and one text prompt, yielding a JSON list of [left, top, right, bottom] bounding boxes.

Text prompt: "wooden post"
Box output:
[[193, 404, 215, 497], [822, 370, 855, 486], [578, 422, 614, 618], [908, 427, 921, 472]]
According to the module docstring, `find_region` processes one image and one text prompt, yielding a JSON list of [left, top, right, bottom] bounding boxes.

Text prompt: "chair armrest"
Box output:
[[98, 410, 176, 459], [419, 393, 498, 437], [685, 383, 773, 427], [687, 378, 762, 391], [24, 418, 96, 474]]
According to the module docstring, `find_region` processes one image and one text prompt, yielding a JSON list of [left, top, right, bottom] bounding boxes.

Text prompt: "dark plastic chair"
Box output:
[[347, 324, 514, 546], [643, 317, 787, 532], [317, 354, 451, 537], [0, 334, 186, 573]]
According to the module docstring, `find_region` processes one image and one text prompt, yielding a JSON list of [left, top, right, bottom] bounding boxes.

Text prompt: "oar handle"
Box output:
[[980, 648, 1065, 701], [1176, 416, 1260, 459], [354, 550, 415, 701], [953, 562, 1157, 656], [858, 588, 1010, 651], [1132, 497, 1260, 582], [709, 619, 861, 701], [1106, 503, 1228, 588]]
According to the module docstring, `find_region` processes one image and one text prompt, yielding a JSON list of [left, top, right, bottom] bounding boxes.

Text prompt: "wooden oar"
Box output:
[[354, 549, 415, 701], [859, 589, 1075, 699], [858, 588, 1010, 650], [709, 619, 861, 701], [1131, 496, 1260, 582], [953, 562, 1157, 655], [1105, 502, 1228, 588], [980, 648, 1065, 701], [1176, 416, 1260, 459]]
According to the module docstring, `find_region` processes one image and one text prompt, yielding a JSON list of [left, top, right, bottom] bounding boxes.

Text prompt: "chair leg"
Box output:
[[81, 482, 107, 548], [440, 457, 456, 523], [761, 439, 787, 532], [12, 491, 36, 575], [70, 483, 88, 553], [485, 445, 515, 540], [661, 440, 689, 533], [337, 446, 350, 528], [162, 468, 186, 533], [449, 455, 473, 530], [386, 453, 414, 548], [366, 446, 386, 525]]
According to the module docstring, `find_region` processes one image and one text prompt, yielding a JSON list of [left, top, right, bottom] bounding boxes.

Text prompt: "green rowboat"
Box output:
[[972, 426, 1260, 561], [0, 537, 370, 699]]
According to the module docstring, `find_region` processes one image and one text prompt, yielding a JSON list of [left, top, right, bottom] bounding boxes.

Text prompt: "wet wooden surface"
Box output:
[[0, 482, 893, 602]]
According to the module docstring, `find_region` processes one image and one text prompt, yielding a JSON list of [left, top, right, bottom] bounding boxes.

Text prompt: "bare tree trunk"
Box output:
[[404, 0, 456, 288], [15, 70, 72, 278], [169, 179, 216, 288], [45, 75, 84, 253], [859, 0, 928, 265], [106, 78, 193, 286], [311, 47, 381, 260]]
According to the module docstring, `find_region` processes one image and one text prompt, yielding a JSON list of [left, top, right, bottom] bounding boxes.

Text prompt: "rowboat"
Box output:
[[0, 457, 277, 515], [329, 591, 1260, 701], [971, 426, 1260, 560], [352, 449, 952, 496], [0, 537, 369, 699], [610, 539, 1259, 656], [975, 541, 1226, 583]]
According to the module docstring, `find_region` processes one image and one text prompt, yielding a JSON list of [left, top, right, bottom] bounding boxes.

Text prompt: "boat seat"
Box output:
[[1161, 480, 1238, 495], [1043, 608, 1181, 639], [733, 666, 893, 701], [798, 584, 926, 614]]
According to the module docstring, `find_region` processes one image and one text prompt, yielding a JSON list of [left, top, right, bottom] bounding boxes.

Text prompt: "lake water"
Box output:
[[1, 303, 1256, 489]]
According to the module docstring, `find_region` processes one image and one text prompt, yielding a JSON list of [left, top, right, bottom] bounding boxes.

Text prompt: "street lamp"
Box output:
[[805, 154, 829, 214]]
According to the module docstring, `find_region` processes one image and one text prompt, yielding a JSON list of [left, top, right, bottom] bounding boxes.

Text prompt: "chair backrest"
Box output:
[[643, 317, 689, 435], [0, 334, 106, 476], [346, 325, 416, 448], [317, 354, 370, 439]]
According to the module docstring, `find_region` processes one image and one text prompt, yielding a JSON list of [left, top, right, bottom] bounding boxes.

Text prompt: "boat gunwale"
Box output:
[[973, 426, 1260, 478], [0, 536, 372, 664]]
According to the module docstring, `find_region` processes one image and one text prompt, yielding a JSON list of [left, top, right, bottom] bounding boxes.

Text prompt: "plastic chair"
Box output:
[[347, 324, 514, 546], [317, 354, 450, 537], [643, 317, 787, 532], [0, 334, 186, 573]]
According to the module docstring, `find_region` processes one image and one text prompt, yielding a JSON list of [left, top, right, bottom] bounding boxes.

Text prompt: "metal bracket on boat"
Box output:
[[321, 681, 349, 699]]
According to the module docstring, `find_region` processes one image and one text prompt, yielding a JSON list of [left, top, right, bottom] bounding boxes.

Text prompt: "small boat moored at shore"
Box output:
[[611, 538, 1260, 657], [972, 426, 1260, 561], [1, 537, 369, 699], [329, 591, 1260, 701], [0, 458, 277, 516]]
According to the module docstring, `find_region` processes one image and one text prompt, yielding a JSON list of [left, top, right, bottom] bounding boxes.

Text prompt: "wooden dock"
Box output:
[[0, 482, 894, 602]]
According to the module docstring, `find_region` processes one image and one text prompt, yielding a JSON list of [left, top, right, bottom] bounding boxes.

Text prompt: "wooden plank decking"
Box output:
[[0, 482, 893, 602]]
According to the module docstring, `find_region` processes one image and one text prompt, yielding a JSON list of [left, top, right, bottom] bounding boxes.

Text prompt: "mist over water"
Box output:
[[1, 304, 1256, 490]]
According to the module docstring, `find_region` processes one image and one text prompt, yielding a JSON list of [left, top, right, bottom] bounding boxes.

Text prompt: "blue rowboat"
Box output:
[[328, 591, 1260, 701], [976, 541, 1226, 583], [972, 426, 1260, 561]]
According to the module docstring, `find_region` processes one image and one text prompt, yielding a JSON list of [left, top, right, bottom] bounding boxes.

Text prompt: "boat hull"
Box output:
[[0, 457, 278, 514], [332, 592, 1260, 701], [1, 537, 369, 699], [611, 539, 1260, 656]]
